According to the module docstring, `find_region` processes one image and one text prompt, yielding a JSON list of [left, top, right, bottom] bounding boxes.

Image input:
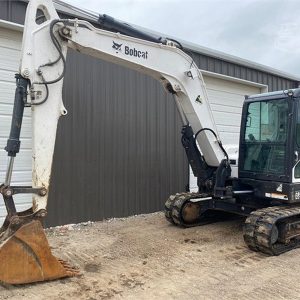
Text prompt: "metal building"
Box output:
[[0, 0, 299, 226]]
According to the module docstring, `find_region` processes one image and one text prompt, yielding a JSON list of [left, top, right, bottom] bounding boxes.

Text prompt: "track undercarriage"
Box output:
[[165, 193, 300, 255]]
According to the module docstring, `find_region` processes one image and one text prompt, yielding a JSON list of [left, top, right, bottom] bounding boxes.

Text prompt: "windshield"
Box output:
[[242, 99, 289, 174]]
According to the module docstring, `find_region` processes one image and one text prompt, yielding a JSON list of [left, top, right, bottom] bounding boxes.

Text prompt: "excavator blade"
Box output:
[[0, 220, 79, 285]]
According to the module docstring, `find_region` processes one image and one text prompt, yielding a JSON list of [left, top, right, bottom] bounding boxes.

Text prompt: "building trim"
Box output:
[[201, 69, 268, 93], [0, 20, 23, 32]]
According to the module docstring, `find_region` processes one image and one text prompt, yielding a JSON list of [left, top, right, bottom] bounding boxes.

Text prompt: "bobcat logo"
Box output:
[[112, 41, 122, 51], [112, 41, 149, 59]]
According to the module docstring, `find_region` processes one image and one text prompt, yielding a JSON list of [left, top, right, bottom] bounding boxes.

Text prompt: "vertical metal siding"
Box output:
[[0, 1, 26, 25], [191, 53, 298, 91], [46, 50, 188, 226]]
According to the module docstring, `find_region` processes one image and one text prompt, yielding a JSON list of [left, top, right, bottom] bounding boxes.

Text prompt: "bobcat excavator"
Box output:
[[1, 0, 300, 285]]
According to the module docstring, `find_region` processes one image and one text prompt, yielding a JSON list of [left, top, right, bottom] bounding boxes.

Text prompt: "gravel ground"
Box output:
[[1, 211, 300, 300]]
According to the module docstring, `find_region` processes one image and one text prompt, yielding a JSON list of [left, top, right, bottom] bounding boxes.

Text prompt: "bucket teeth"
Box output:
[[0, 220, 79, 284], [58, 259, 80, 275]]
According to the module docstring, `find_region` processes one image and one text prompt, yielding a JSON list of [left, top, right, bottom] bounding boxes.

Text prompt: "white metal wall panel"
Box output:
[[0, 27, 31, 225], [189, 75, 264, 192]]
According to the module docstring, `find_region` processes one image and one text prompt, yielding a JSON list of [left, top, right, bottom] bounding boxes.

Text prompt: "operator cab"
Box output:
[[238, 88, 300, 203]]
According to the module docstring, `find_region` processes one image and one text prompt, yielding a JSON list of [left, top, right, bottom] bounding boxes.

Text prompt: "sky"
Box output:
[[65, 0, 300, 78]]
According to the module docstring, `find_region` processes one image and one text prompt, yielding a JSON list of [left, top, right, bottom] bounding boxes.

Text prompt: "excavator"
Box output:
[[1, 0, 300, 285]]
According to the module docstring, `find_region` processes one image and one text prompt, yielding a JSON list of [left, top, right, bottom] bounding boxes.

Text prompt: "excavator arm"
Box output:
[[0, 0, 229, 284]]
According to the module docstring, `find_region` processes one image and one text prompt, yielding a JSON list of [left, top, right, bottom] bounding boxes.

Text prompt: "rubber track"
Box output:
[[164, 193, 183, 224], [244, 206, 300, 255], [164, 192, 206, 227]]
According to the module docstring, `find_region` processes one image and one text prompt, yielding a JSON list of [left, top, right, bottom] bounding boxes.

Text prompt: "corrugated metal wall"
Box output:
[[0, 0, 299, 226], [47, 50, 187, 226], [0, 0, 27, 25], [193, 54, 297, 91]]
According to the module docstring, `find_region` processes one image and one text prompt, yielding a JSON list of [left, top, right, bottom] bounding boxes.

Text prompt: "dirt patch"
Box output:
[[84, 263, 100, 273], [1, 212, 300, 299]]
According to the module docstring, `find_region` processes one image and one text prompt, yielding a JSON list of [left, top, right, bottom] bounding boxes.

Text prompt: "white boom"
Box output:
[[19, 0, 227, 213]]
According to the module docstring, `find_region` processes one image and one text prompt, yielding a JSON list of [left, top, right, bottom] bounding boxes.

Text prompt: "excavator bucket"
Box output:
[[0, 220, 79, 285]]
